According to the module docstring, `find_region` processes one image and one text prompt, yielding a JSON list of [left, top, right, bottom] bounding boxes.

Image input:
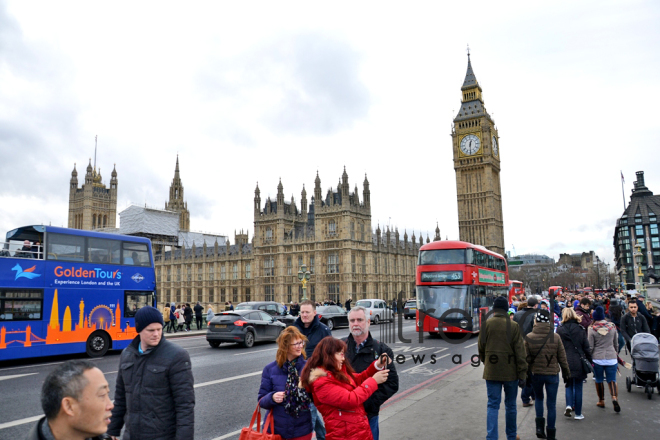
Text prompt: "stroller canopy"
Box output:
[[631, 333, 659, 371]]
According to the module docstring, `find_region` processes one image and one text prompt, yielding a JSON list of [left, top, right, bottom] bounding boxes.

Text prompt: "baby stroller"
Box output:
[[625, 332, 660, 399]]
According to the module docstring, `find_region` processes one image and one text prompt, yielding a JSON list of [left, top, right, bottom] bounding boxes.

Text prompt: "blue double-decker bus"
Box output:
[[0, 225, 156, 361]]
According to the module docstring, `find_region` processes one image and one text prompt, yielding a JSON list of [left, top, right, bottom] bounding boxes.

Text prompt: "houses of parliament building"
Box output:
[[154, 164, 427, 307]]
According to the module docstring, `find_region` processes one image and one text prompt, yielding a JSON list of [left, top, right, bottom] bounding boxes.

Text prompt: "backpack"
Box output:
[[175, 311, 180, 319]]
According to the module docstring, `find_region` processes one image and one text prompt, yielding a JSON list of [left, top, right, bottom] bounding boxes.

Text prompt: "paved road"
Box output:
[[0, 319, 481, 440]]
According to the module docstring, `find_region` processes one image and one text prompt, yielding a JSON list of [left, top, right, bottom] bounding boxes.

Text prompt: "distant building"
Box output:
[[557, 251, 596, 270], [613, 171, 660, 291], [165, 156, 190, 232], [68, 160, 118, 230], [509, 254, 555, 269]]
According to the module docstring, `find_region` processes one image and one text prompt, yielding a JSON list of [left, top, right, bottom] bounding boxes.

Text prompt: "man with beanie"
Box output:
[[513, 295, 538, 407], [108, 306, 195, 440], [479, 296, 527, 440]]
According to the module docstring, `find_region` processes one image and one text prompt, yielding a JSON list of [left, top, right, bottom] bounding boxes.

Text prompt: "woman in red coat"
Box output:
[[300, 337, 390, 440]]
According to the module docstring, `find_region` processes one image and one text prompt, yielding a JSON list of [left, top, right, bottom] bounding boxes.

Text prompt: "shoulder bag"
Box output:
[[526, 336, 549, 387], [239, 403, 283, 440], [564, 328, 594, 375]]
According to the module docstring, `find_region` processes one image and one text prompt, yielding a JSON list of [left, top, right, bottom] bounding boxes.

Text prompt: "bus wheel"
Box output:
[[428, 332, 440, 338], [86, 331, 110, 358]]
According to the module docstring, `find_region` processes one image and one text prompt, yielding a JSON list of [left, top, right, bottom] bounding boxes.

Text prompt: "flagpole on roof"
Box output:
[[620, 170, 626, 211]]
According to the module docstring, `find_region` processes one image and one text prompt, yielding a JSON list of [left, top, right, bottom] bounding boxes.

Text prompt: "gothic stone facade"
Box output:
[[452, 54, 505, 256], [155, 169, 424, 310], [68, 160, 118, 230], [165, 155, 190, 232]]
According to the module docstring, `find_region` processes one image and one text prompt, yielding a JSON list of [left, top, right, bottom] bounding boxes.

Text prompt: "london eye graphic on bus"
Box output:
[[0, 289, 136, 350]]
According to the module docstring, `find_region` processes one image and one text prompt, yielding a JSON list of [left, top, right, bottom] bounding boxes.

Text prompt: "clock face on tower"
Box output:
[[492, 136, 498, 157], [460, 134, 480, 155]]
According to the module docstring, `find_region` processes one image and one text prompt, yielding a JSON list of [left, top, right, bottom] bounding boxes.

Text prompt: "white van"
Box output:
[[354, 299, 392, 324]]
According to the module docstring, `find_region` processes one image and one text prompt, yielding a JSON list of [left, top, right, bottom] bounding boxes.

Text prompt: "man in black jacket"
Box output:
[[344, 306, 398, 440], [27, 360, 113, 440], [108, 307, 195, 440], [294, 300, 331, 440], [193, 302, 204, 329], [621, 301, 650, 352]]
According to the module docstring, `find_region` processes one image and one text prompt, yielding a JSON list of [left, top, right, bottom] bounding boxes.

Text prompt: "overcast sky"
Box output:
[[1, 0, 659, 267]]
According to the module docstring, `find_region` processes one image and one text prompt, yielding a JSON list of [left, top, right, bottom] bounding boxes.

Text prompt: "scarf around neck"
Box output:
[[283, 358, 311, 418]]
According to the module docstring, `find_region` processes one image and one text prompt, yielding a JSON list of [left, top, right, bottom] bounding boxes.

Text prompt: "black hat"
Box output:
[[535, 309, 550, 323], [135, 306, 164, 333], [593, 306, 605, 321], [493, 296, 509, 311]]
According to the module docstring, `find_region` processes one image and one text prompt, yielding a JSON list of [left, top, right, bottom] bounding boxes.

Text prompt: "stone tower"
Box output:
[[165, 155, 190, 231], [68, 160, 118, 230], [451, 53, 505, 256]]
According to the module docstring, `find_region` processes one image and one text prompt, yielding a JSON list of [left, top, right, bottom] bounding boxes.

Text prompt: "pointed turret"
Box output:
[[461, 53, 480, 91], [434, 223, 441, 241], [85, 159, 93, 184], [70, 163, 78, 191], [277, 178, 284, 207], [301, 184, 308, 215], [166, 155, 190, 231], [254, 182, 261, 216], [110, 164, 117, 191], [363, 174, 371, 210], [175, 154, 180, 178], [314, 171, 322, 205]]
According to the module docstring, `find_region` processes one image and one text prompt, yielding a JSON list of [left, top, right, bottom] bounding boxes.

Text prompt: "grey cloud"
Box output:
[[198, 32, 370, 136]]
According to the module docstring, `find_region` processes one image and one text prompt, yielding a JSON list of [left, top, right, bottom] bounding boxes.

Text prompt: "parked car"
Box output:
[[316, 305, 349, 330], [354, 299, 392, 324], [403, 300, 417, 320], [235, 301, 296, 326], [206, 309, 285, 348]]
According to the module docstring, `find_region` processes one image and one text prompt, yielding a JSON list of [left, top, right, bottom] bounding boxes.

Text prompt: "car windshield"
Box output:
[[356, 300, 372, 308], [405, 302, 417, 307], [416, 285, 468, 319], [235, 304, 254, 310]]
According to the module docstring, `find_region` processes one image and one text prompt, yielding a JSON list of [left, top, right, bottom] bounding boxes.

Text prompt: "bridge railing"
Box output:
[[0, 241, 43, 259]]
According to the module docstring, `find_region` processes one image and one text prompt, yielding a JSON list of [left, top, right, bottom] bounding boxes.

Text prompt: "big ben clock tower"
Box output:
[[451, 53, 505, 256]]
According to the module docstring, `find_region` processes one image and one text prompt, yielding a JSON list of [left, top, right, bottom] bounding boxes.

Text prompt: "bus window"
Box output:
[[124, 291, 155, 318], [474, 251, 486, 267], [487, 255, 495, 269], [47, 233, 85, 262], [88, 238, 121, 264], [122, 242, 151, 267], [418, 249, 466, 265], [0, 290, 43, 321], [465, 248, 474, 265]]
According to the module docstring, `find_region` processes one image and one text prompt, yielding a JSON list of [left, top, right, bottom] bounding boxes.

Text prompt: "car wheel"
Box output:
[[626, 376, 631, 392], [373, 315, 380, 325], [243, 331, 255, 348], [327, 319, 334, 331], [86, 331, 110, 357], [208, 341, 221, 348]]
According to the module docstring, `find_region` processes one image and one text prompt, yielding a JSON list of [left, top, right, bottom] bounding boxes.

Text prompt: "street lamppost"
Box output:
[[595, 256, 601, 291], [620, 266, 627, 294], [634, 240, 643, 297], [298, 264, 311, 301]]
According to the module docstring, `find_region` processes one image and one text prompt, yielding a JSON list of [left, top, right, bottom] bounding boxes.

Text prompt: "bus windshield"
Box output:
[[417, 285, 468, 319], [418, 249, 466, 265]]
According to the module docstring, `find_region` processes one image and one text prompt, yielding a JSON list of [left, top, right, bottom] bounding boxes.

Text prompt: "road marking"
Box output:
[[212, 428, 243, 439], [433, 347, 448, 354], [0, 361, 63, 372], [183, 345, 213, 350], [233, 348, 277, 356], [0, 415, 42, 430], [194, 371, 261, 388], [466, 342, 478, 348], [105, 371, 118, 375], [0, 372, 39, 381]]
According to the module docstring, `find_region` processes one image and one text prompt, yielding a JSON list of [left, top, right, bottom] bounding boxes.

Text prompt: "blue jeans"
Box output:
[[368, 415, 379, 440], [593, 363, 617, 383], [486, 380, 518, 440], [521, 382, 534, 404], [565, 377, 584, 415], [531, 374, 559, 429], [309, 402, 325, 440]]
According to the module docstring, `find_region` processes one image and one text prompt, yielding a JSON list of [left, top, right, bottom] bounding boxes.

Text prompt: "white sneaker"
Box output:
[[574, 414, 585, 420], [564, 406, 572, 417]]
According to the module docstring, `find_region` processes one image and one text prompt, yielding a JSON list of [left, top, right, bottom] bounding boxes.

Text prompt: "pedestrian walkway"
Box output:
[[164, 326, 207, 339], [379, 349, 660, 439]]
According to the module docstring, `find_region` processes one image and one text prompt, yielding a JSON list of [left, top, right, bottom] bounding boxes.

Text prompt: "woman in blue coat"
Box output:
[[258, 326, 313, 440]]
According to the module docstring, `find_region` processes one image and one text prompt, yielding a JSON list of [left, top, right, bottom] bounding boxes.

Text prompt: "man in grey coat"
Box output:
[[108, 306, 195, 440]]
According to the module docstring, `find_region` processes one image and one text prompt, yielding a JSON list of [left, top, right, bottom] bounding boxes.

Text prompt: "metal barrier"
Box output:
[[0, 241, 43, 259]]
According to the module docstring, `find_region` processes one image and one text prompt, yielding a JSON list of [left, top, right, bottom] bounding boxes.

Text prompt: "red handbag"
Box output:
[[239, 403, 283, 440]]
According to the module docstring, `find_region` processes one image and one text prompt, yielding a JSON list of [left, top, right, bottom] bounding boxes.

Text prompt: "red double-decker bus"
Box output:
[[509, 280, 524, 302], [415, 240, 509, 336]]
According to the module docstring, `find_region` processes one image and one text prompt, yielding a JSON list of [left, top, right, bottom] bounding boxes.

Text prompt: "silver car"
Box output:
[[354, 299, 392, 324]]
